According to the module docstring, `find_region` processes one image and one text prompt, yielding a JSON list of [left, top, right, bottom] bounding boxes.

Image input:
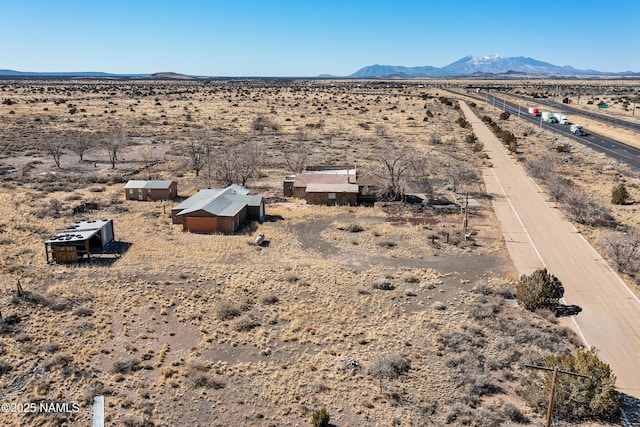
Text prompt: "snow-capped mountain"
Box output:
[[347, 55, 636, 78]]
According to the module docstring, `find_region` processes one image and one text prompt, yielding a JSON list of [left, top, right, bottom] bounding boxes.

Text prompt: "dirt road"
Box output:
[[459, 101, 640, 404]]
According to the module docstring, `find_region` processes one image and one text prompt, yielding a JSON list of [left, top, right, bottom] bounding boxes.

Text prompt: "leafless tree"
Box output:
[[102, 127, 128, 169], [210, 140, 263, 187], [235, 141, 263, 186], [547, 174, 571, 201], [68, 132, 94, 162], [442, 157, 479, 193], [39, 134, 65, 168], [526, 152, 558, 180], [326, 124, 345, 147], [285, 141, 310, 174], [602, 227, 640, 274], [375, 124, 388, 137], [373, 145, 430, 201], [140, 145, 158, 180], [185, 133, 209, 177], [212, 146, 238, 186], [252, 116, 278, 134]]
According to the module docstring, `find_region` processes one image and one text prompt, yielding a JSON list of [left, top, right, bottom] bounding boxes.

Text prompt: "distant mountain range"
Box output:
[[346, 55, 640, 78], [0, 70, 195, 79], [2, 56, 639, 79]]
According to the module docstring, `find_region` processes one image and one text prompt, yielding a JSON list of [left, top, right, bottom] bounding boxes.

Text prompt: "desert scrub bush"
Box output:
[[501, 402, 528, 423], [432, 301, 446, 311], [515, 268, 561, 312], [600, 227, 640, 274], [378, 240, 397, 248], [215, 301, 241, 320], [438, 96, 453, 106], [311, 407, 330, 427], [344, 223, 364, 233], [611, 183, 629, 205], [519, 348, 620, 421], [372, 279, 395, 291], [555, 143, 571, 153], [43, 342, 61, 354], [402, 274, 420, 284], [455, 116, 469, 128], [73, 307, 94, 317], [192, 373, 225, 389], [112, 358, 141, 374], [465, 132, 477, 144], [499, 111, 511, 120], [258, 292, 279, 305], [369, 354, 410, 390], [232, 313, 260, 332], [284, 273, 300, 283], [0, 360, 13, 376]]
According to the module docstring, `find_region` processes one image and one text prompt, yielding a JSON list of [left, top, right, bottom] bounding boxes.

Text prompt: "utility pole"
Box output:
[[524, 364, 591, 427], [205, 143, 211, 189], [462, 192, 469, 242]]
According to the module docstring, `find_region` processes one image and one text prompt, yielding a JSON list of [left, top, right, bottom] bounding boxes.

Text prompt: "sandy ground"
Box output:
[[0, 78, 636, 426]]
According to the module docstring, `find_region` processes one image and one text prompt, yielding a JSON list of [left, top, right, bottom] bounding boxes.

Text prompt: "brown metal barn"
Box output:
[[124, 180, 177, 201], [171, 185, 265, 234], [44, 219, 115, 264]]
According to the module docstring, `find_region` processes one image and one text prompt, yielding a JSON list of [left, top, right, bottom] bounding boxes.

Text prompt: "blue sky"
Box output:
[[1, 0, 638, 76]]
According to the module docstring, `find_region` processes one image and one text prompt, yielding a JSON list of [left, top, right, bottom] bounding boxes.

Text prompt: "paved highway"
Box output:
[[504, 93, 640, 133], [460, 100, 640, 422], [448, 89, 640, 171]]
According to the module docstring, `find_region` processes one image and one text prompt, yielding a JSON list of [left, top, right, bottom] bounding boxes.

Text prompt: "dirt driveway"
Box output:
[[288, 213, 512, 282]]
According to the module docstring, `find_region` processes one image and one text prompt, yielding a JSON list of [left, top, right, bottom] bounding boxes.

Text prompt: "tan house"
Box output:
[[171, 185, 265, 234], [124, 180, 177, 201]]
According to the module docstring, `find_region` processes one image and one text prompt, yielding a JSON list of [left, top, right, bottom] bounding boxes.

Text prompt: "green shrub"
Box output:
[[611, 184, 629, 205], [311, 407, 330, 427], [515, 268, 561, 312], [465, 133, 478, 144], [456, 117, 469, 128], [519, 348, 620, 421]]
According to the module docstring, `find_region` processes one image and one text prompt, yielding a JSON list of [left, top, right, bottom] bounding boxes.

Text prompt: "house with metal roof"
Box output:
[[283, 165, 361, 205], [171, 185, 265, 233], [124, 180, 177, 201], [44, 219, 115, 263]]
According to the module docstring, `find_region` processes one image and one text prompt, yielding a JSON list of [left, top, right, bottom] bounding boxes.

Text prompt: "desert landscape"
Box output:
[[1, 77, 639, 426]]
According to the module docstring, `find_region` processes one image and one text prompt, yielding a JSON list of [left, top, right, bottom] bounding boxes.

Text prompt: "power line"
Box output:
[[524, 364, 590, 427]]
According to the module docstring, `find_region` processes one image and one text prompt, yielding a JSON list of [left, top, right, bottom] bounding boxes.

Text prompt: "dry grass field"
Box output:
[[0, 78, 637, 426]]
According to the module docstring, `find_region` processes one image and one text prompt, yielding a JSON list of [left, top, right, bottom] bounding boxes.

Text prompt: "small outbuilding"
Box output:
[[124, 180, 177, 201], [45, 219, 115, 264], [171, 185, 265, 234]]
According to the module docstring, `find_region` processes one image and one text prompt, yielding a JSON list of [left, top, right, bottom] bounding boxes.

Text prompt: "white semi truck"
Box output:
[[553, 113, 568, 125], [541, 111, 557, 123], [570, 124, 585, 135]]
